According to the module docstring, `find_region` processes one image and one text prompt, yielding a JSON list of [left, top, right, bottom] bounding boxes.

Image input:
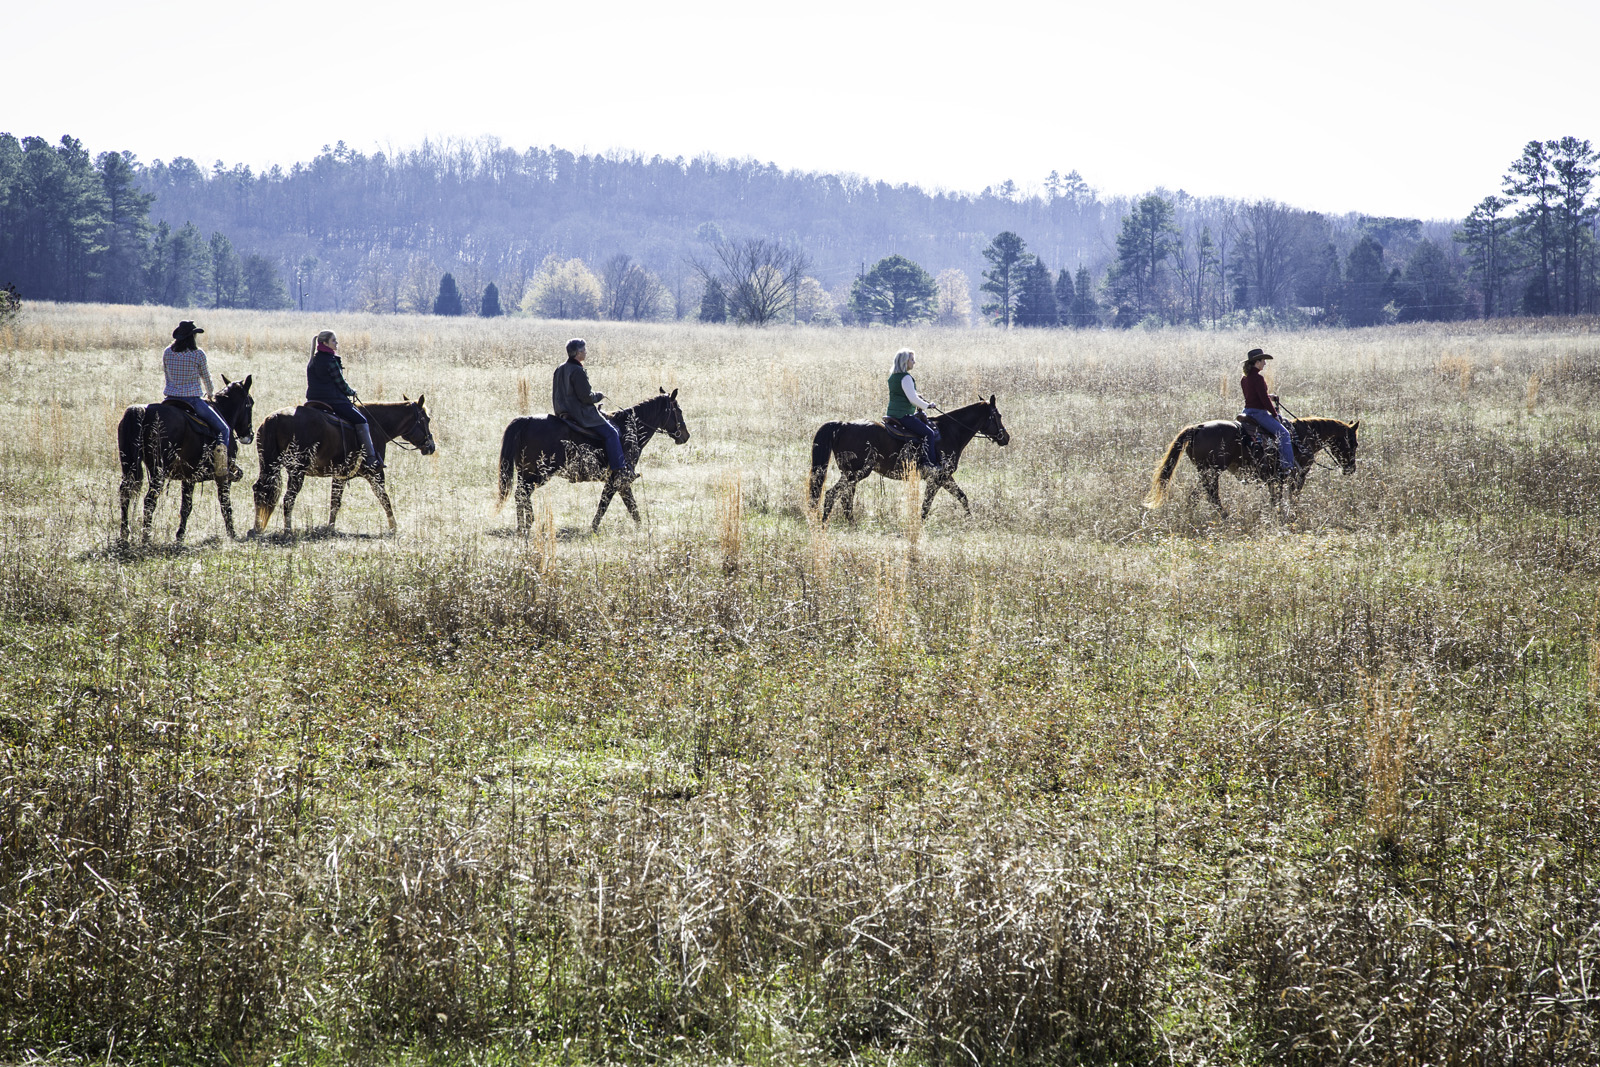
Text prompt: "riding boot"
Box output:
[[211, 443, 231, 480], [357, 425, 383, 472]]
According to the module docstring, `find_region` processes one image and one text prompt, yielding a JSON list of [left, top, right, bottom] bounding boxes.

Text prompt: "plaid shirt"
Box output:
[[163, 345, 214, 398]]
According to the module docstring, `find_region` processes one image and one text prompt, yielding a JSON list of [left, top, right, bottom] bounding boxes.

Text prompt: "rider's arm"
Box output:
[[197, 350, 215, 399], [902, 375, 935, 412]]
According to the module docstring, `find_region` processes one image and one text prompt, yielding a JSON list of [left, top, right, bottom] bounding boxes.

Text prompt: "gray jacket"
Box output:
[[552, 358, 606, 428]]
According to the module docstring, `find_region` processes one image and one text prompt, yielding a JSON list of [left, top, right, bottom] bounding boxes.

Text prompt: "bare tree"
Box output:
[[691, 237, 811, 325], [601, 254, 665, 320]]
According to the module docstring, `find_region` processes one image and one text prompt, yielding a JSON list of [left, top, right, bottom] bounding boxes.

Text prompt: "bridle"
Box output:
[[934, 404, 1003, 442], [367, 402, 431, 452]]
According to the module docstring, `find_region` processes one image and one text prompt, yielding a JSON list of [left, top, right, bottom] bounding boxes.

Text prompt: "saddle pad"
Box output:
[[555, 414, 607, 442]]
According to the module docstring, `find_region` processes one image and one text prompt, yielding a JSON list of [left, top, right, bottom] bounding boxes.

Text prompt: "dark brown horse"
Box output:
[[1146, 416, 1360, 516], [808, 396, 1010, 523], [251, 398, 435, 535], [497, 389, 690, 534], [117, 376, 256, 543]]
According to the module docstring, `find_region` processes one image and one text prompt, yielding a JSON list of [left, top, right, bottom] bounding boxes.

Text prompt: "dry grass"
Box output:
[[2, 303, 1600, 1064]]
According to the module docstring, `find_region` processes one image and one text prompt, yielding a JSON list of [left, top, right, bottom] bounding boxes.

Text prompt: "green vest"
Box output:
[[887, 372, 915, 417]]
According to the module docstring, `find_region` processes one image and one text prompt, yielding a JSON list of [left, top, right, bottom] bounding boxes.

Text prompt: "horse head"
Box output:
[[656, 387, 691, 444], [401, 394, 437, 455], [1330, 419, 1359, 474], [981, 394, 1010, 446], [219, 373, 255, 445]]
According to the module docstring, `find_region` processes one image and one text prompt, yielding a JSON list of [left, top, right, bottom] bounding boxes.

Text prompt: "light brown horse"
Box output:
[[251, 398, 435, 535], [1146, 416, 1359, 517]]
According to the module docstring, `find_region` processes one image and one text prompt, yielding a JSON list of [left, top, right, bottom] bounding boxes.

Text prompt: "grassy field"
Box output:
[[2, 303, 1599, 1065]]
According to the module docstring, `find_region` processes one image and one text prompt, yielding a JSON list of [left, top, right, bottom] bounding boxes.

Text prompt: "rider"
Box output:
[[886, 348, 942, 470], [1240, 347, 1297, 474], [306, 330, 381, 472], [162, 320, 233, 471], [553, 338, 631, 478]]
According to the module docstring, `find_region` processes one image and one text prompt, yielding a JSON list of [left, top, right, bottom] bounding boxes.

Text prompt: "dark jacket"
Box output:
[[307, 349, 357, 403], [552, 357, 606, 428], [1240, 370, 1277, 416]]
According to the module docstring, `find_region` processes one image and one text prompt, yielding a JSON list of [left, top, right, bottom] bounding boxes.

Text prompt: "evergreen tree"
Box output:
[[240, 254, 292, 309], [1396, 240, 1466, 322], [95, 150, 153, 304], [209, 232, 242, 308], [1054, 268, 1074, 321], [1343, 236, 1389, 326], [0, 282, 20, 328], [699, 277, 728, 323], [1549, 136, 1598, 313], [1455, 195, 1515, 318], [433, 271, 463, 315], [1108, 194, 1178, 326], [1070, 266, 1098, 327], [1503, 140, 1558, 315], [480, 280, 503, 317], [979, 231, 1031, 327], [850, 253, 939, 326], [1013, 258, 1059, 327]]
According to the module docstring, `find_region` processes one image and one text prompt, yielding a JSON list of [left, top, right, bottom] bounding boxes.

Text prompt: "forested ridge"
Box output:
[[1, 132, 1594, 328]]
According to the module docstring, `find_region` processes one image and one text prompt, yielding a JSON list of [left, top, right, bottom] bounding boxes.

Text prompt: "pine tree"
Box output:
[[1343, 236, 1389, 326], [209, 232, 242, 308], [1013, 258, 1059, 327], [979, 231, 1031, 328], [433, 272, 463, 315], [1054, 268, 1074, 321], [699, 278, 728, 323], [96, 150, 153, 304], [1454, 195, 1514, 318], [849, 254, 938, 326], [240, 254, 292, 309], [480, 280, 503, 317], [1070, 266, 1098, 327]]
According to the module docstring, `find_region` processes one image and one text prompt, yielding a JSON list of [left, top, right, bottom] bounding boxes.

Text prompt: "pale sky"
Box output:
[[7, 0, 1595, 221]]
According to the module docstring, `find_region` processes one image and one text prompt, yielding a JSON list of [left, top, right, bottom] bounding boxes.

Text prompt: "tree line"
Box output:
[[1, 131, 1594, 328]]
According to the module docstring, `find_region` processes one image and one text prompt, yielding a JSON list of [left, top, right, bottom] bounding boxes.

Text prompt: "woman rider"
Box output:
[[887, 348, 942, 470], [162, 319, 233, 470], [306, 330, 380, 471], [1240, 347, 1297, 474]]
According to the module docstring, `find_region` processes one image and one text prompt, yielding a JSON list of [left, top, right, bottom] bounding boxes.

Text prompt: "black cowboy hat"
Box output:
[[173, 320, 204, 339], [1246, 347, 1272, 360]]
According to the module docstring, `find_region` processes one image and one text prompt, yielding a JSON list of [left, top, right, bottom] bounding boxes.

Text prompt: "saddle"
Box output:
[[1236, 412, 1288, 470], [304, 400, 357, 427], [555, 412, 613, 442], [159, 397, 217, 436], [879, 416, 919, 443]]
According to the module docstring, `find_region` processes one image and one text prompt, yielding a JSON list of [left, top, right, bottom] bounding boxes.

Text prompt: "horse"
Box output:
[[1145, 415, 1360, 517], [251, 397, 436, 535], [808, 396, 1010, 523], [117, 375, 256, 543], [497, 389, 690, 534]]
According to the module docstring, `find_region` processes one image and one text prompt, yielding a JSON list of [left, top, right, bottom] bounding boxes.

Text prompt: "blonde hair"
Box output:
[[892, 349, 916, 375], [313, 330, 337, 355]]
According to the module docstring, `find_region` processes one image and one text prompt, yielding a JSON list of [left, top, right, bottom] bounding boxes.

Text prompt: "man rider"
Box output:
[[552, 338, 631, 478]]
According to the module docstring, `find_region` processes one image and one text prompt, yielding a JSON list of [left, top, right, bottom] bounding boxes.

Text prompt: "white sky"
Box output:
[[6, 0, 1595, 221]]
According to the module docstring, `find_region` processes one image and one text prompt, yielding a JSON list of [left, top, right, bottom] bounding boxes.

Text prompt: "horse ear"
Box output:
[[416, 393, 425, 407], [989, 394, 996, 405], [403, 393, 410, 402], [222, 373, 232, 385], [1351, 420, 1360, 431], [670, 388, 678, 399], [659, 386, 666, 394], [243, 374, 252, 390]]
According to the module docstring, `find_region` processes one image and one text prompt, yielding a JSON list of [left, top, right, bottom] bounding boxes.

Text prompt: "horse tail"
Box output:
[[1145, 424, 1197, 508], [116, 406, 145, 489], [809, 423, 840, 505], [495, 420, 520, 512]]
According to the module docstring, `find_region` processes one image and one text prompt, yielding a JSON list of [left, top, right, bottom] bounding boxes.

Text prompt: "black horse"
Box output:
[[497, 389, 691, 534], [1146, 415, 1360, 517], [251, 398, 436, 535], [117, 375, 256, 543], [808, 396, 1010, 523]]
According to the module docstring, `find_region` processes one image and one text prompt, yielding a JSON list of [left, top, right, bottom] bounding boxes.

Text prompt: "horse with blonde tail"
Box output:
[[1146, 416, 1359, 517]]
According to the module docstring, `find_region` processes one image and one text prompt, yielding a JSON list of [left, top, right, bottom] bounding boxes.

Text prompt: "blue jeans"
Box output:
[[592, 417, 628, 472], [894, 412, 942, 468], [169, 394, 230, 449], [1244, 408, 1295, 470]]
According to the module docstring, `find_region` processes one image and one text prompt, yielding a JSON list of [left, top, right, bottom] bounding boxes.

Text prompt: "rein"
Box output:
[[934, 406, 999, 441], [365, 403, 426, 451]]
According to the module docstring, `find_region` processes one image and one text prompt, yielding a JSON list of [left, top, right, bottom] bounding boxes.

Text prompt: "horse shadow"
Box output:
[[246, 526, 392, 547], [88, 535, 228, 563], [485, 524, 625, 543]]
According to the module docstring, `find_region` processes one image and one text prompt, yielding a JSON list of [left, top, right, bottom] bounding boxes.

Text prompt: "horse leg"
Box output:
[[820, 473, 842, 523], [281, 470, 306, 533], [928, 476, 970, 519], [141, 473, 164, 544], [514, 470, 536, 536], [216, 472, 237, 541], [841, 473, 867, 525], [329, 478, 346, 528], [175, 481, 195, 544], [119, 471, 141, 542], [1199, 469, 1226, 517], [619, 483, 641, 524], [252, 459, 281, 534], [368, 474, 398, 533], [591, 481, 618, 533]]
